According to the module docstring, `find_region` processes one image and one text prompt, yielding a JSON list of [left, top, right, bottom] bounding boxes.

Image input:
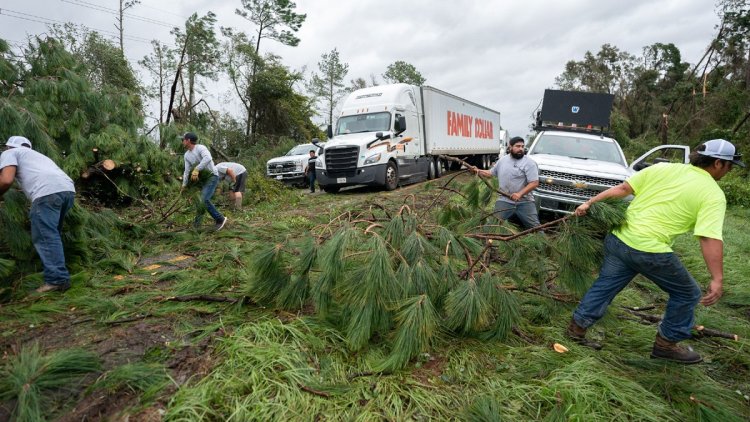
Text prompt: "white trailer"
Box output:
[[315, 83, 504, 193]]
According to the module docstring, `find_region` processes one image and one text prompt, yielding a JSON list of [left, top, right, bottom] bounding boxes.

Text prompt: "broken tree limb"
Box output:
[[437, 155, 513, 200], [625, 309, 739, 341], [162, 294, 252, 305], [81, 159, 118, 179]]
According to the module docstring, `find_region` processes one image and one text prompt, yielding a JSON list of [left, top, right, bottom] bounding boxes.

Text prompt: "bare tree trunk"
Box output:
[[166, 33, 190, 126]]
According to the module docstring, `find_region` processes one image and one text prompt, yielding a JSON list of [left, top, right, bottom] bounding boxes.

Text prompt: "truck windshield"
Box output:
[[286, 144, 315, 156], [336, 112, 391, 135], [531, 134, 625, 165]]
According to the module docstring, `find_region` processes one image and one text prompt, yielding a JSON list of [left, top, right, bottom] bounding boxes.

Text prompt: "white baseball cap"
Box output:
[[5, 136, 32, 148], [698, 139, 745, 167]]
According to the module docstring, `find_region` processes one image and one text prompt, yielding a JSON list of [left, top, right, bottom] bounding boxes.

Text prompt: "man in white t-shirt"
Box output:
[[180, 132, 227, 231], [0, 136, 76, 293], [216, 162, 247, 209]]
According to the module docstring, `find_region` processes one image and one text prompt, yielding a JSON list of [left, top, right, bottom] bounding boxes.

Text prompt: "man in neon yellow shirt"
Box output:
[[568, 139, 744, 363]]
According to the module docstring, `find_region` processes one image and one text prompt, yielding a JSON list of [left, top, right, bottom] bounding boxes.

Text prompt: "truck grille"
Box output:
[[268, 161, 297, 174], [539, 170, 622, 188], [325, 146, 359, 177], [538, 183, 601, 199]]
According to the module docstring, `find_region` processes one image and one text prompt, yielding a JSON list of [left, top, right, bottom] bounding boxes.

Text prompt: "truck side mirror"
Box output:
[[327, 125, 333, 139], [311, 138, 320, 145], [394, 115, 406, 134]]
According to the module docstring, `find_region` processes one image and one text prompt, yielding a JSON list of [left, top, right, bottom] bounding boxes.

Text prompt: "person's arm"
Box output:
[[0, 165, 17, 196], [511, 180, 539, 201], [182, 157, 191, 188], [698, 236, 724, 306], [195, 146, 212, 171], [574, 182, 634, 216], [226, 168, 237, 183], [469, 166, 492, 178]]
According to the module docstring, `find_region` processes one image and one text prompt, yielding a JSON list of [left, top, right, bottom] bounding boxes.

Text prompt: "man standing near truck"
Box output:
[[568, 139, 743, 364], [304, 150, 318, 193], [473, 136, 541, 229], [180, 132, 227, 231]]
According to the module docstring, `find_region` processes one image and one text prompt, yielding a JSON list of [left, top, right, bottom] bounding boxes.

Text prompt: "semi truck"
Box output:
[[315, 83, 507, 193], [527, 89, 689, 214]]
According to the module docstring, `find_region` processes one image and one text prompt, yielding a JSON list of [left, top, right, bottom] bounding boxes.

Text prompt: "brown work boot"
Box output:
[[566, 319, 602, 350], [650, 333, 702, 364]]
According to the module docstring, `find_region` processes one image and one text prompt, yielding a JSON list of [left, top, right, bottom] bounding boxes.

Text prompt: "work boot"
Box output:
[[566, 319, 602, 350], [650, 333, 702, 364], [35, 283, 71, 293]]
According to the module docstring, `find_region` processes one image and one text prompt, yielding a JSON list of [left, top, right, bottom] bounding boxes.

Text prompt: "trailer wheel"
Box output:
[[427, 158, 436, 179], [435, 158, 443, 177], [323, 185, 340, 193], [384, 161, 399, 191]]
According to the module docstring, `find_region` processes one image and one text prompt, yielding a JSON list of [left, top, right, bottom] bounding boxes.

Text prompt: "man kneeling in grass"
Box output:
[[569, 139, 743, 364]]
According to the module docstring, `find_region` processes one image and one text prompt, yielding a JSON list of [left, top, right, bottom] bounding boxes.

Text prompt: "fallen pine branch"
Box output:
[[625, 309, 739, 341], [299, 383, 332, 398], [104, 313, 152, 325], [162, 294, 247, 304]]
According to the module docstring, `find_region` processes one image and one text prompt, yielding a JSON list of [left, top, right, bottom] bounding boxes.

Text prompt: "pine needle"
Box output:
[[478, 274, 521, 341], [0, 343, 101, 421], [443, 279, 492, 334], [311, 227, 355, 316], [340, 236, 399, 350], [378, 295, 440, 371], [247, 243, 290, 304]]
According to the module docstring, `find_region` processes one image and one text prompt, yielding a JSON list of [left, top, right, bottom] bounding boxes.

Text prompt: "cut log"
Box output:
[[100, 159, 117, 171]]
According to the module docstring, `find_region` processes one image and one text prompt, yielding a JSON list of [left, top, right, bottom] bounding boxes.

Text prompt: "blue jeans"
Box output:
[[195, 175, 224, 227], [493, 199, 541, 229], [573, 233, 702, 342], [308, 171, 316, 192], [30, 191, 75, 286]]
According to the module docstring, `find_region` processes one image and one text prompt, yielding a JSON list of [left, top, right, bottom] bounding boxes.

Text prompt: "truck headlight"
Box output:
[[364, 153, 382, 165], [295, 161, 303, 172]]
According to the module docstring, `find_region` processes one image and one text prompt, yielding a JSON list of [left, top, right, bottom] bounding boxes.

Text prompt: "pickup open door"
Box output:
[[629, 145, 690, 172]]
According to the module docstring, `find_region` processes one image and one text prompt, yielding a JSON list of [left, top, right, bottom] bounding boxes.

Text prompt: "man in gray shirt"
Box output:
[[0, 136, 76, 293], [215, 162, 247, 209], [181, 132, 227, 231], [473, 136, 541, 229]]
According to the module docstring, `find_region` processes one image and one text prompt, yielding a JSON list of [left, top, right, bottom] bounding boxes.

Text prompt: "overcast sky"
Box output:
[[1, 0, 721, 138]]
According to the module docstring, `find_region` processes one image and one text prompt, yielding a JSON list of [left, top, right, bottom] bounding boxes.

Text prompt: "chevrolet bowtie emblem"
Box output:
[[573, 181, 587, 189]]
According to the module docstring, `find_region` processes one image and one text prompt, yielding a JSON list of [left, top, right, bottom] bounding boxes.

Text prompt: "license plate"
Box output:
[[336, 177, 346, 184], [276, 175, 283, 180]]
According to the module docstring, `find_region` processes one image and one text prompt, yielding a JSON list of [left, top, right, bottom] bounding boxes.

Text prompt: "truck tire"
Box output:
[[427, 158, 436, 179], [323, 185, 340, 193], [384, 161, 399, 191], [435, 157, 443, 177]]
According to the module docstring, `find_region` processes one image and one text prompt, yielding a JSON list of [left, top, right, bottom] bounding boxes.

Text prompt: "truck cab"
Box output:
[[316, 84, 424, 193], [528, 90, 689, 214]]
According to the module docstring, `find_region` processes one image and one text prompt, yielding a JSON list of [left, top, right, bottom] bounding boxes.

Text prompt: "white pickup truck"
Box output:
[[528, 90, 689, 214], [266, 142, 325, 187]]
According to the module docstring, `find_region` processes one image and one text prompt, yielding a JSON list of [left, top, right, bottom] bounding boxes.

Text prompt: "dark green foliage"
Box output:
[[478, 274, 521, 341], [311, 227, 354, 316], [378, 295, 439, 371], [248, 243, 290, 304], [0, 343, 100, 421], [443, 279, 492, 334], [341, 235, 398, 349]]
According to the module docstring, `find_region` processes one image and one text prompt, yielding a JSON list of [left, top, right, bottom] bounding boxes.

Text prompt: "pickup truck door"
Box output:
[[629, 145, 690, 171]]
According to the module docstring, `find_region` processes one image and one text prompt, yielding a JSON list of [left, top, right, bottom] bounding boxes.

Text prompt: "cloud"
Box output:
[[0, 0, 719, 137]]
